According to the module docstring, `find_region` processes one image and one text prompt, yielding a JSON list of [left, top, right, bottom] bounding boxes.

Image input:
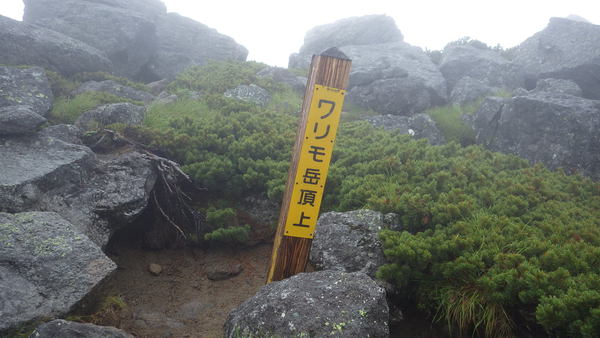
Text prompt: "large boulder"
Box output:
[[75, 103, 146, 130], [31, 320, 133, 338], [23, 0, 166, 80], [439, 43, 526, 93], [0, 212, 116, 331], [342, 42, 447, 115], [145, 13, 248, 80], [0, 135, 95, 213], [0, 66, 53, 117], [0, 105, 47, 135], [512, 18, 600, 99], [289, 15, 403, 69], [364, 113, 445, 145], [225, 270, 389, 338], [0, 16, 113, 76], [0, 135, 156, 247], [474, 89, 600, 180], [73, 80, 155, 103]]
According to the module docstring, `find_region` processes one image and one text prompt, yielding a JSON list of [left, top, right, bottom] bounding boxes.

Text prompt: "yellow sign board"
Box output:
[[284, 84, 345, 239]]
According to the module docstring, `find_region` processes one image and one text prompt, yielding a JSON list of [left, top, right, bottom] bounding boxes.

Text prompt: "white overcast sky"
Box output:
[[1, 0, 599, 67]]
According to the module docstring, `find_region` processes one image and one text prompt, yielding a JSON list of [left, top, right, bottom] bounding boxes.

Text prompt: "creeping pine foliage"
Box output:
[[48, 61, 600, 337]]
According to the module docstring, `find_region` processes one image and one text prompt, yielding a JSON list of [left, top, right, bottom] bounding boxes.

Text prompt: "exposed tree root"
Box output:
[[84, 128, 205, 248]]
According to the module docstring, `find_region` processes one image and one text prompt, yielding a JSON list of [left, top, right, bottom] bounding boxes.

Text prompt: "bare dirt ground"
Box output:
[[96, 240, 271, 338]]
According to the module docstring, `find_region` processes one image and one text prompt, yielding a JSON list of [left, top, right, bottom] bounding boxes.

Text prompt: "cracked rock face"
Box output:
[[225, 270, 389, 338], [474, 88, 600, 180], [0, 212, 116, 331]]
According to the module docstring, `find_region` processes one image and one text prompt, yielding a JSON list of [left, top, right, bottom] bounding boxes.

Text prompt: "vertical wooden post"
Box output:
[[267, 48, 351, 283]]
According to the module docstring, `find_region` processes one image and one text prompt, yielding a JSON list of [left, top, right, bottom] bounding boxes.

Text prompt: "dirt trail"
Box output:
[[97, 240, 271, 338]]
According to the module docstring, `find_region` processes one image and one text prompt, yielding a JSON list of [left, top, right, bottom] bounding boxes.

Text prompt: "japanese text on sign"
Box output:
[[284, 85, 345, 239]]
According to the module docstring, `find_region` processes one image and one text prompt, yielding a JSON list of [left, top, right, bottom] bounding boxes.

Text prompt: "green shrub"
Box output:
[[205, 207, 237, 229], [49, 92, 143, 124], [203, 225, 251, 244]]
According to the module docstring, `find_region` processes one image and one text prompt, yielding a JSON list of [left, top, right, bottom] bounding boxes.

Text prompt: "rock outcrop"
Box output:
[[23, 0, 247, 81], [225, 270, 389, 338], [289, 15, 403, 69], [0, 134, 156, 247], [0, 16, 113, 76], [23, 0, 164, 80], [0, 212, 116, 331], [32, 319, 133, 338], [75, 103, 146, 130], [310, 210, 390, 278], [513, 17, 600, 99], [0, 66, 53, 117], [146, 13, 248, 80], [364, 113, 445, 145], [474, 86, 600, 180], [342, 42, 447, 115], [440, 43, 526, 93]]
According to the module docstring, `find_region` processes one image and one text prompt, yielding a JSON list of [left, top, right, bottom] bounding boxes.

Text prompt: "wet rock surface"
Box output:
[[225, 270, 389, 338], [0, 212, 116, 331]]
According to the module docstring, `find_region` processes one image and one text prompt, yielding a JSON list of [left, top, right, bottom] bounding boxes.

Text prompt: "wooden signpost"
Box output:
[[267, 48, 351, 283]]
